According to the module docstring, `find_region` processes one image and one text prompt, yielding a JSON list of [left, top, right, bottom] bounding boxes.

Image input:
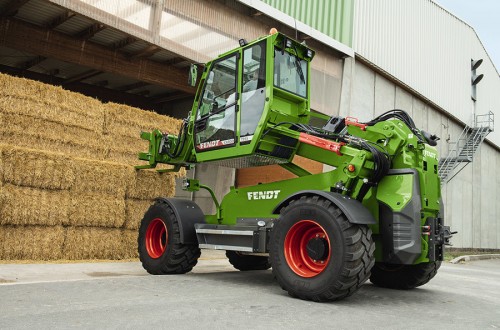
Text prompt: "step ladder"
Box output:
[[438, 111, 494, 184]]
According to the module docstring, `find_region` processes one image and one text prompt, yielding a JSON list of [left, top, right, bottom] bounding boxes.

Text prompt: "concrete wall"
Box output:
[[347, 61, 500, 249]]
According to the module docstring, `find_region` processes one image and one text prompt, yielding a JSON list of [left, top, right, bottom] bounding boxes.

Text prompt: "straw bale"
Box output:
[[71, 158, 133, 198], [104, 102, 181, 138], [69, 192, 125, 228], [126, 169, 176, 200], [124, 199, 154, 230], [0, 145, 74, 190], [0, 225, 64, 260], [0, 184, 70, 226], [104, 133, 150, 166], [0, 113, 107, 159], [63, 227, 134, 260], [121, 229, 139, 258], [0, 74, 104, 133]]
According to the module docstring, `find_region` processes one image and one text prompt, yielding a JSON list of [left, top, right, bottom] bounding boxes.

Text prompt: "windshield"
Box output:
[[274, 48, 307, 98]]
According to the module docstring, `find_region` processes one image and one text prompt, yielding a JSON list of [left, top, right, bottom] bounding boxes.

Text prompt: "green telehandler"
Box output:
[[136, 30, 454, 302]]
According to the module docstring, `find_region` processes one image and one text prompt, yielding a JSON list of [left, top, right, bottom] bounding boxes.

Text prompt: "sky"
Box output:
[[435, 0, 500, 71]]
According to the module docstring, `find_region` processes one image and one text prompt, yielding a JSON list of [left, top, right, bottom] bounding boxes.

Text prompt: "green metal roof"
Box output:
[[259, 0, 354, 46]]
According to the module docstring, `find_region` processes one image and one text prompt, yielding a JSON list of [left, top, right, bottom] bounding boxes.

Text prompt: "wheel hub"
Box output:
[[145, 218, 167, 259], [306, 237, 329, 261], [284, 220, 331, 278]]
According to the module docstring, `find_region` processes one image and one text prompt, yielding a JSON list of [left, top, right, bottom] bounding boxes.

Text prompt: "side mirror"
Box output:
[[188, 64, 198, 87]]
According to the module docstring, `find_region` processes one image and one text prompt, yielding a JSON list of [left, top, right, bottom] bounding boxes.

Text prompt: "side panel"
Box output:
[[155, 198, 205, 244], [376, 169, 423, 264]]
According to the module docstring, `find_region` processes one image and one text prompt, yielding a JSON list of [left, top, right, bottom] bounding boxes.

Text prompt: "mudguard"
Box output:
[[272, 190, 376, 225], [155, 197, 205, 244]]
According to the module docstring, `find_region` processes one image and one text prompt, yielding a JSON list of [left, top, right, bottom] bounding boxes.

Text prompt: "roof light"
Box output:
[[239, 39, 248, 47], [269, 28, 278, 35]]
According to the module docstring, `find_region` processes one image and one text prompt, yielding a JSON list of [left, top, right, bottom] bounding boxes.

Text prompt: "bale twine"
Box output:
[[0, 145, 74, 190], [124, 199, 154, 230], [63, 227, 134, 260], [0, 184, 70, 226], [69, 192, 125, 228], [0, 225, 64, 260]]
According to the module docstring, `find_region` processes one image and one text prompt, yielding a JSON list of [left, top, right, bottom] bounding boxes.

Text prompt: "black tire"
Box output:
[[226, 251, 271, 271], [369, 261, 441, 289], [138, 200, 201, 275], [269, 195, 375, 302]]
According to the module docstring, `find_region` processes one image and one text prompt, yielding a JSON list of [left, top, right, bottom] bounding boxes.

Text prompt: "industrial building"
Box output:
[[0, 0, 498, 249]]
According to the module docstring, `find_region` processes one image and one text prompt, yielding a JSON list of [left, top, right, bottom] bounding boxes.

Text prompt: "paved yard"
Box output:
[[1, 252, 499, 329]]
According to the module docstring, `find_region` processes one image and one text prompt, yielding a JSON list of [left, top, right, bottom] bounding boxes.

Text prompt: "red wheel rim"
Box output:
[[146, 218, 167, 259], [284, 220, 331, 278]]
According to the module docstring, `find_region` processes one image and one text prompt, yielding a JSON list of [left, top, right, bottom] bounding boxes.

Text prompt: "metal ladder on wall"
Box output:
[[438, 111, 494, 184]]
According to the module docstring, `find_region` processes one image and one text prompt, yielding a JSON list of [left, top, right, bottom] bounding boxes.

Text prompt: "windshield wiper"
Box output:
[[292, 47, 305, 84]]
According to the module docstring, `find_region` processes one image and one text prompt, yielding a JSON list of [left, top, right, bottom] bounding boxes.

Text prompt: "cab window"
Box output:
[[274, 48, 307, 98]]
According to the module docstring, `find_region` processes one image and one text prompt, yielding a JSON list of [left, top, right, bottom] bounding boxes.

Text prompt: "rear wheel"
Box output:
[[369, 261, 441, 289], [270, 196, 375, 302], [226, 251, 271, 271], [138, 200, 201, 274]]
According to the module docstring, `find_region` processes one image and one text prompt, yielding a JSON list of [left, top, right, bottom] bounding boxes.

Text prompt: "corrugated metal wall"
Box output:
[[353, 0, 500, 146], [260, 0, 354, 46]]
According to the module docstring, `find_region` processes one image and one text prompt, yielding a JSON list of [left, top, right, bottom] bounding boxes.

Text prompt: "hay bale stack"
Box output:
[[0, 73, 182, 261], [0, 225, 65, 260]]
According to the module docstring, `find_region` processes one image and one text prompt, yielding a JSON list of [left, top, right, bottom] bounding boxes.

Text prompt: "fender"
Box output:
[[155, 197, 205, 244], [272, 190, 376, 225]]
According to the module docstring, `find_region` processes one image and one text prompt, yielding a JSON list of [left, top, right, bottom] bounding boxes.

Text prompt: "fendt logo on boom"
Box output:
[[247, 190, 281, 200], [423, 150, 438, 160]]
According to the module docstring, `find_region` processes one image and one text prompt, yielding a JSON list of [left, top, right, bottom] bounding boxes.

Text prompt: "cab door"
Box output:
[[194, 52, 239, 152]]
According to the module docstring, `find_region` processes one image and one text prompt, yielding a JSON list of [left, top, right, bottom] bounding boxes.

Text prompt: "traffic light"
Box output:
[[471, 59, 484, 101]]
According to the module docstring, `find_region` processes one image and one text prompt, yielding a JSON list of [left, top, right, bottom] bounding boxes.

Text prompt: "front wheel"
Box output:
[[269, 196, 375, 302], [369, 261, 441, 289], [138, 200, 201, 274]]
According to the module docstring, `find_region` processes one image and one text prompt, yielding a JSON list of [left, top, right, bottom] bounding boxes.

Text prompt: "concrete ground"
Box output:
[[0, 251, 499, 329]]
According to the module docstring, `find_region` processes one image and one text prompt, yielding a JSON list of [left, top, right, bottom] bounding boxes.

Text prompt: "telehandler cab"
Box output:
[[136, 30, 453, 301]]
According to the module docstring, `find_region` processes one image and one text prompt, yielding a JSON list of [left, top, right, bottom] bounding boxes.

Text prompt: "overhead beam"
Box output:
[[0, 0, 30, 17], [46, 11, 75, 29], [0, 18, 196, 94], [18, 56, 46, 70], [164, 57, 186, 66], [129, 44, 161, 60], [117, 81, 149, 92], [64, 69, 102, 84], [150, 92, 192, 104], [76, 23, 105, 40], [111, 36, 137, 50]]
